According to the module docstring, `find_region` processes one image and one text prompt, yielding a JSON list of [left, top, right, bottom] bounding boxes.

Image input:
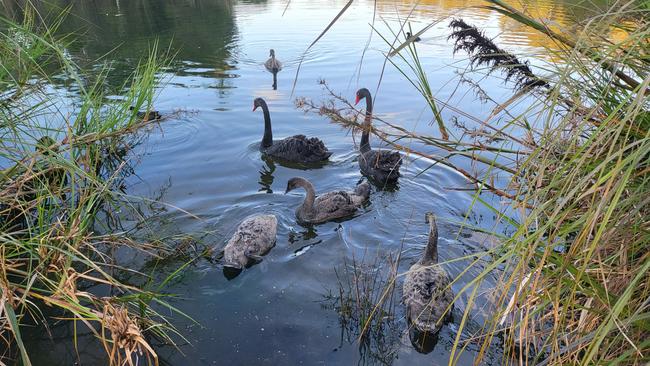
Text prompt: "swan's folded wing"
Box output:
[[312, 192, 359, 221], [376, 150, 402, 172], [267, 135, 331, 162], [361, 150, 401, 173], [317, 191, 350, 211]]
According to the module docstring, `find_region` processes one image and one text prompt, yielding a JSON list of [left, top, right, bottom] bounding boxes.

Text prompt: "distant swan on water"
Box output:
[[265, 49, 282, 73], [406, 32, 421, 42]]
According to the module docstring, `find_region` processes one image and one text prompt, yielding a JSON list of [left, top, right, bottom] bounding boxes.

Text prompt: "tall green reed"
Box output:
[[1, 6, 184, 366], [299, 1, 648, 364]]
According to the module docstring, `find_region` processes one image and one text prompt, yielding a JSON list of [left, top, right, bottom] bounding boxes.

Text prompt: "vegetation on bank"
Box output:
[[0, 8, 182, 366], [445, 3, 649, 364], [301, 0, 649, 364]]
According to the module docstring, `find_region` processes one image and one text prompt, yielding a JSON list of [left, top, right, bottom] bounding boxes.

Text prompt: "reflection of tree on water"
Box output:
[[2, 0, 239, 88]]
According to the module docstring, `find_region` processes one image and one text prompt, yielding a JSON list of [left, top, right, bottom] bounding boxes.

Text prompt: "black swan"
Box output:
[[223, 214, 277, 270], [285, 177, 369, 225], [355, 88, 402, 183], [265, 49, 282, 73], [406, 32, 421, 42], [402, 213, 454, 336], [253, 97, 331, 163]]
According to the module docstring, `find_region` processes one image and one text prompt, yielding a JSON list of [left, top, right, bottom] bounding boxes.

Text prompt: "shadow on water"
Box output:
[[258, 155, 334, 193], [363, 173, 400, 192], [258, 156, 276, 193], [288, 225, 318, 242], [409, 327, 440, 354], [262, 151, 331, 170], [223, 266, 243, 280], [271, 69, 278, 90]]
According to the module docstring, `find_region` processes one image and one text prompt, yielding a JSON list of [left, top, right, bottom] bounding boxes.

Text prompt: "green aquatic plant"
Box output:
[[372, 20, 449, 140], [323, 253, 402, 365], [0, 7, 186, 366]]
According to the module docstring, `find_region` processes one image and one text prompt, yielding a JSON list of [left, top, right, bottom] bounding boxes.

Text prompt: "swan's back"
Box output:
[[265, 134, 331, 163], [297, 182, 370, 224], [402, 263, 453, 333], [223, 214, 277, 269], [265, 59, 282, 72], [359, 149, 402, 183]]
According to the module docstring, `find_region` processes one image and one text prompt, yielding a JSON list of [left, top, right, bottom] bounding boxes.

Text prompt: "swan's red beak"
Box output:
[[252, 104, 258, 112], [355, 95, 360, 105]]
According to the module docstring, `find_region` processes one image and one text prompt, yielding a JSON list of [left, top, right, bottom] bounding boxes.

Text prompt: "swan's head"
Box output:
[[355, 88, 371, 105], [269, 49, 275, 57], [285, 177, 306, 194], [253, 97, 266, 112], [424, 212, 436, 225]]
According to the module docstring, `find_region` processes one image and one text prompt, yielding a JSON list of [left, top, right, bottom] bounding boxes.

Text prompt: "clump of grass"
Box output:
[[304, 1, 649, 364], [0, 7, 184, 365], [445, 3, 649, 364], [322, 253, 401, 365]]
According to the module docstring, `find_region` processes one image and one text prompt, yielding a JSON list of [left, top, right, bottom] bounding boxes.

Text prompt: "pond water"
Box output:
[[2, 0, 606, 364]]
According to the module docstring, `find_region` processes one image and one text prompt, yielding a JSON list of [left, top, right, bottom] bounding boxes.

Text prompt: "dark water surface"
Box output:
[[2, 0, 604, 364]]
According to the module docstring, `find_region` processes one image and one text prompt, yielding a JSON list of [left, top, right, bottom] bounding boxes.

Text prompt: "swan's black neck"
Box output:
[[360, 118, 372, 154], [259, 100, 273, 148], [359, 89, 373, 154], [420, 219, 439, 265]]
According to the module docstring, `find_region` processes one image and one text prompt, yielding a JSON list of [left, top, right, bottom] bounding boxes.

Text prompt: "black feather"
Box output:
[[264, 134, 332, 163], [359, 149, 402, 183]]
